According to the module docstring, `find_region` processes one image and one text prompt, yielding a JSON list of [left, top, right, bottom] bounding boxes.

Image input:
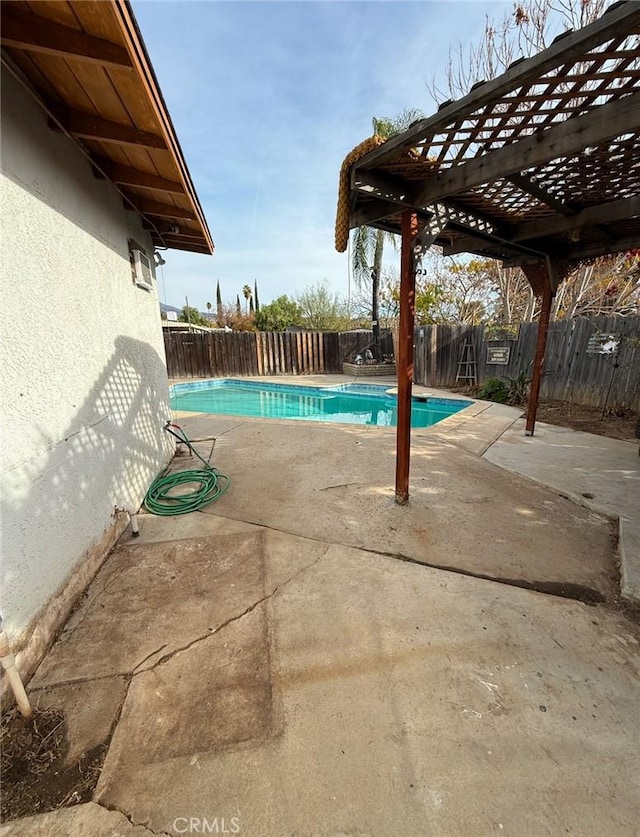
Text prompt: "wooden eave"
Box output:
[[345, 1, 640, 285], [1, 0, 213, 255]]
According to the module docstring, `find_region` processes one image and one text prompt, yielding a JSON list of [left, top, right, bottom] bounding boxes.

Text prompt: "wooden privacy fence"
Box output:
[[164, 329, 393, 380], [413, 316, 640, 410]]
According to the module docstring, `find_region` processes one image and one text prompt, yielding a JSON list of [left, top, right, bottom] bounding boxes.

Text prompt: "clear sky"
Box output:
[[132, 0, 511, 311]]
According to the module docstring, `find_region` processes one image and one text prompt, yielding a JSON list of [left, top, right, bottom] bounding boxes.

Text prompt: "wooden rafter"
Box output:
[[1, 4, 133, 68], [512, 195, 640, 242], [411, 91, 640, 207], [143, 221, 202, 238], [506, 173, 576, 216], [1, 1, 213, 254], [97, 161, 185, 194], [127, 198, 196, 220], [504, 233, 640, 266], [51, 109, 166, 149], [152, 238, 210, 254]]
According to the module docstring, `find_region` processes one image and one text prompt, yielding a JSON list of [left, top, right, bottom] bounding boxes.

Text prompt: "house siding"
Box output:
[[0, 67, 174, 657]]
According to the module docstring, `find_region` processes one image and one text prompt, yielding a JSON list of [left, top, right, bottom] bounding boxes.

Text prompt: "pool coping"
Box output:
[[168, 376, 478, 434]]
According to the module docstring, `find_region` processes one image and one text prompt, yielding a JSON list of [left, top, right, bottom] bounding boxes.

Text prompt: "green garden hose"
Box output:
[[144, 424, 231, 515]]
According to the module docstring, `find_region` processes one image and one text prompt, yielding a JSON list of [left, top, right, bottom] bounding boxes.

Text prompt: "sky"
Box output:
[[132, 0, 512, 311]]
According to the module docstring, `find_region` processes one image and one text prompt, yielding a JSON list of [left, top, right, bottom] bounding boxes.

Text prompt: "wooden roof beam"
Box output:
[[143, 221, 202, 238], [1, 4, 133, 68], [504, 233, 640, 266], [152, 237, 210, 254], [50, 109, 166, 149], [512, 195, 640, 241], [443, 195, 640, 254], [351, 169, 512, 241], [354, 2, 640, 168], [351, 199, 404, 228], [128, 198, 195, 220], [411, 91, 640, 206], [351, 168, 417, 205], [96, 160, 185, 194], [442, 235, 508, 257], [507, 173, 576, 216], [440, 224, 554, 261]]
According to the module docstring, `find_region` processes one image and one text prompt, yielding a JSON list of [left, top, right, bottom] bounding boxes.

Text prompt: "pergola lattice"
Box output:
[[336, 1, 640, 503]]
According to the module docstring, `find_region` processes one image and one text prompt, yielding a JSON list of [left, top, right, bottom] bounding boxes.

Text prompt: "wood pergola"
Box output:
[[336, 1, 640, 504], [1, 0, 213, 255]]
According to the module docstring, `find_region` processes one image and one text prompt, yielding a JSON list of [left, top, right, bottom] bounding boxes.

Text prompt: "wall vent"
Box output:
[[132, 249, 153, 291]]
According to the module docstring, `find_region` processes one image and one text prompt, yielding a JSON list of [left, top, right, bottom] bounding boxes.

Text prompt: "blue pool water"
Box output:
[[171, 380, 472, 429]]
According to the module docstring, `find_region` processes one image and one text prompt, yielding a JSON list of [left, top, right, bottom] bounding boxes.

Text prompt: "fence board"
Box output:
[[163, 320, 639, 409], [409, 316, 639, 409]]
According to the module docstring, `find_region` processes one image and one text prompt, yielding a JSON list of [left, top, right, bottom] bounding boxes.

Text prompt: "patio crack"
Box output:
[[95, 801, 172, 836], [134, 547, 329, 675], [205, 514, 608, 606]]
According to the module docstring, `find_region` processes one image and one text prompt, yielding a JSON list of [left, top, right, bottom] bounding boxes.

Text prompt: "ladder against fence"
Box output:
[[455, 339, 477, 386], [412, 317, 640, 410]]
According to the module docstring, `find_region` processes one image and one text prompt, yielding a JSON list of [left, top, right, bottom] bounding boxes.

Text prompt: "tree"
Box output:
[[254, 296, 302, 331], [254, 279, 260, 313], [552, 253, 640, 320], [352, 108, 424, 358], [429, 0, 611, 105], [218, 304, 256, 331], [178, 305, 209, 328], [236, 294, 241, 317], [242, 284, 252, 314], [250, 296, 255, 314], [216, 281, 223, 324], [206, 301, 212, 319], [296, 281, 346, 331]]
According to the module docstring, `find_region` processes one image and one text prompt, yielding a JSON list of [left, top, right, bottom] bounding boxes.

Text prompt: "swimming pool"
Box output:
[[170, 380, 472, 429]]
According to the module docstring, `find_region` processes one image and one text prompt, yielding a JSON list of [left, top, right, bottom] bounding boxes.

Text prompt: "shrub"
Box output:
[[476, 378, 509, 403], [505, 370, 530, 406], [476, 370, 530, 406]]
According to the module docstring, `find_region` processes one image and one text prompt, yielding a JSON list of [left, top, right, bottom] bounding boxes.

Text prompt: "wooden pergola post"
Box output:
[[395, 211, 419, 504], [523, 262, 557, 436]]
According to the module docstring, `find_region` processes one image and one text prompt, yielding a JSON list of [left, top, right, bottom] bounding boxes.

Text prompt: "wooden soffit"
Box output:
[[1, 0, 213, 255]]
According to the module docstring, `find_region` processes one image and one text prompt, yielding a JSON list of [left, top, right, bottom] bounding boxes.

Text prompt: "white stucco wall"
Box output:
[[0, 67, 174, 647]]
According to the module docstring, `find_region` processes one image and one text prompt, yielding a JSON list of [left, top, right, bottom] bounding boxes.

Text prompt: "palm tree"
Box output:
[[352, 109, 424, 359], [206, 301, 212, 320], [242, 284, 252, 315]]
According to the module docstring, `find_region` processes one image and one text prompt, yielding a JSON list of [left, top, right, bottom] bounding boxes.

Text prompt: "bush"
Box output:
[[476, 378, 509, 403], [505, 370, 530, 406], [476, 371, 530, 406]]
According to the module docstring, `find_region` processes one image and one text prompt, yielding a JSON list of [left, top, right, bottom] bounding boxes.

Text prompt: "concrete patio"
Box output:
[[3, 378, 639, 836]]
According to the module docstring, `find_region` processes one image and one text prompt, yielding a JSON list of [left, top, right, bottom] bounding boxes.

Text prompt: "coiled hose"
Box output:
[[144, 423, 231, 515]]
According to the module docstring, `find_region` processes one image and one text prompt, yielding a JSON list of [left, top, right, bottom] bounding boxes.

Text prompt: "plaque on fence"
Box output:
[[586, 333, 619, 355], [486, 346, 510, 365]]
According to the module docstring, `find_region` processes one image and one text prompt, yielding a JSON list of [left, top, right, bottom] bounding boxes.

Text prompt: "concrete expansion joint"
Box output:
[[96, 800, 173, 836]]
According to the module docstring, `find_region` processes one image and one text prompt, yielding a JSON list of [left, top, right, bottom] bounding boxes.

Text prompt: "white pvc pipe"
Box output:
[[130, 512, 140, 537], [0, 630, 32, 718]]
